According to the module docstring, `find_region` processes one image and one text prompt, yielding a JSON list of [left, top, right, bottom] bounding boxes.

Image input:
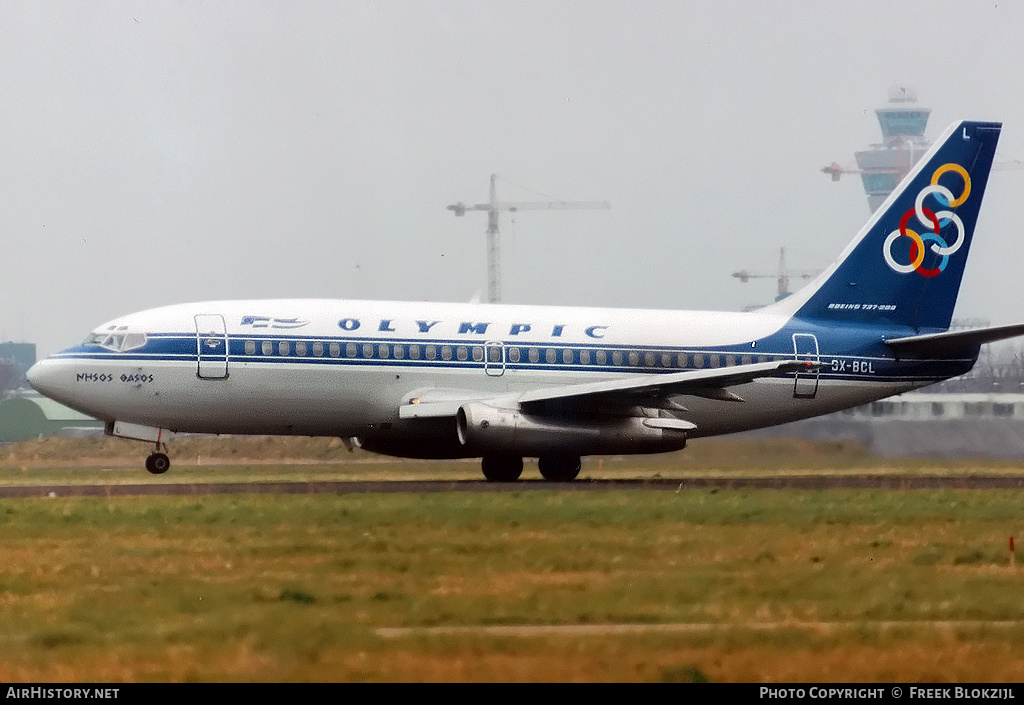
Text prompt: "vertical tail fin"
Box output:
[[769, 120, 1001, 332]]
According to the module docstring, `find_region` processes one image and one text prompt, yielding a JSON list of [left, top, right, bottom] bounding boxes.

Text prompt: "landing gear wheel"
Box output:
[[481, 455, 523, 482], [145, 452, 171, 475], [538, 454, 582, 482]]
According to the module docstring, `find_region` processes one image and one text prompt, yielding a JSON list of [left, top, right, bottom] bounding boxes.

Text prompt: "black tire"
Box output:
[[538, 454, 582, 482], [481, 455, 523, 482], [145, 452, 171, 475]]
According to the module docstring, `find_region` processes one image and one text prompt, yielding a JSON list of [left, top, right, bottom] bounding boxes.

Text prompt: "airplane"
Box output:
[[27, 120, 1024, 481]]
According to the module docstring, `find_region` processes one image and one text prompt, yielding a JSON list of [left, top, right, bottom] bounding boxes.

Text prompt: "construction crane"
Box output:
[[732, 247, 817, 302], [448, 174, 610, 304], [823, 159, 1024, 180]]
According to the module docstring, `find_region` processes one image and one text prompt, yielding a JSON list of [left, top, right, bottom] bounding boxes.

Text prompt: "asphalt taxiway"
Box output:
[[2, 474, 1024, 498]]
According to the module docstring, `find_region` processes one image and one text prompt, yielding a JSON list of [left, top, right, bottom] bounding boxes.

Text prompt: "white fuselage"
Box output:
[[27, 298, 944, 458]]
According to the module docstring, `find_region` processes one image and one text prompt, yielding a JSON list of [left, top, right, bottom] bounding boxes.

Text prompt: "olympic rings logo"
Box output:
[[882, 163, 972, 277]]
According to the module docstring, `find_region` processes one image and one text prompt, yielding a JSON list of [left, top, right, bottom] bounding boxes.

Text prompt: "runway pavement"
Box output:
[[3, 474, 1024, 498]]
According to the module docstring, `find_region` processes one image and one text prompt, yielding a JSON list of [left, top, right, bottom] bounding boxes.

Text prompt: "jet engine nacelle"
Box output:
[[456, 402, 689, 457]]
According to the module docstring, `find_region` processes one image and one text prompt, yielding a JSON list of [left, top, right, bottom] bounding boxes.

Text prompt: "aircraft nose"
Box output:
[[26, 360, 43, 390], [27, 356, 109, 420], [26, 359, 65, 401]]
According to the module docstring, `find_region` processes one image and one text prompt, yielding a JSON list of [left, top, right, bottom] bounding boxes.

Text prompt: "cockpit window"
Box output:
[[81, 325, 148, 352], [122, 333, 147, 350]]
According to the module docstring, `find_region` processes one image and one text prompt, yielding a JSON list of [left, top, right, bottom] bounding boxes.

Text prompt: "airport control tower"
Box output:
[[854, 84, 932, 212]]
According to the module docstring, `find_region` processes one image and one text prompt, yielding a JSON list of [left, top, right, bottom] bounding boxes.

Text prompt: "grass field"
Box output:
[[1, 437, 1024, 681]]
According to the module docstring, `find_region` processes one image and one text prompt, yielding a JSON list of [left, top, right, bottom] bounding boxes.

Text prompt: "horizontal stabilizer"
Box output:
[[885, 322, 1024, 358]]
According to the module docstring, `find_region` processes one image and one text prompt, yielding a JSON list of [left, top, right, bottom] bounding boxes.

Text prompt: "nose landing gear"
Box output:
[[104, 422, 174, 475], [145, 452, 170, 474], [144, 439, 171, 475]]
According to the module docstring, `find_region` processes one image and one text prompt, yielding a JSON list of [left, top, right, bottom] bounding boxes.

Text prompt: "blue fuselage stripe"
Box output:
[[52, 331, 975, 384]]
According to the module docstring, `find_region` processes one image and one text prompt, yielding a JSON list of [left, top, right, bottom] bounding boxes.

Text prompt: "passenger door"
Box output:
[[195, 314, 229, 379], [792, 333, 819, 399]]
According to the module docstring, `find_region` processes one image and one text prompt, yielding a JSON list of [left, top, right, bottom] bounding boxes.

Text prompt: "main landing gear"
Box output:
[[481, 455, 523, 482], [537, 454, 582, 482], [480, 454, 582, 482]]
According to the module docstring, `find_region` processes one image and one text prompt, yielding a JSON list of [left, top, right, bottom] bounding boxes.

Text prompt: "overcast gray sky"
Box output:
[[3, 0, 1024, 355]]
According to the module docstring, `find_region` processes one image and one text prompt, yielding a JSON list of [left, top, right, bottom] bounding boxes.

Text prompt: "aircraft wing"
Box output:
[[885, 322, 1024, 358], [399, 359, 812, 420]]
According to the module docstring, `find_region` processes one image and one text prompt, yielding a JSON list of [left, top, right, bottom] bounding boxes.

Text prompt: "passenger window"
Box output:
[[245, 340, 256, 355], [279, 341, 290, 356], [394, 345, 405, 359], [628, 351, 639, 366], [441, 346, 453, 361], [508, 347, 521, 363], [409, 345, 421, 360], [529, 348, 540, 363], [741, 354, 752, 365], [378, 344, 390, 359], [596, 350, 607, 365], [484, 346, 496, 362], [362, 343, 373, 358], [645, 352, 655, 367], [562, 349, 573, 364], [710, 354, 719, 368], [295, 341, 307, 356], [678, 353, 688, 368], [312, 342, 324, 357], [693, 354, 705, 368], [262, 341, 273, 355], [580, 350, 591, 365], [457, 346, 468, 361], [426, 345, 437, 360], [612, 351, 623, 365], [545, 349, 556, 364], [661, 353, 671, 367], [330, 342, 341, 357]]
